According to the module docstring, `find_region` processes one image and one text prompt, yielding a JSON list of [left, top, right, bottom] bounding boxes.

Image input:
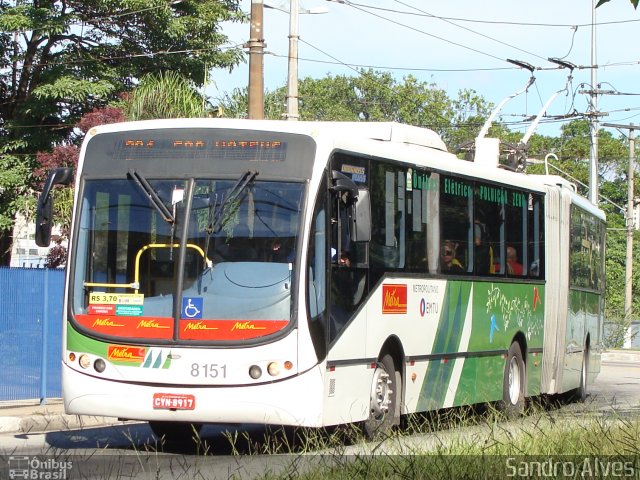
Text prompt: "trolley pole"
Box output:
[[247, 0, 265, 119], [602, 122, 636, 345]]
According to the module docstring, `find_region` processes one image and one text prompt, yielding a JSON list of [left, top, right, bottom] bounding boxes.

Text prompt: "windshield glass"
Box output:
[[71, 177, 304, 343]]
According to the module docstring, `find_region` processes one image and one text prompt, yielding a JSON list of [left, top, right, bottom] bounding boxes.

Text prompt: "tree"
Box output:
[[218, 70, 492, 151], [0, 0, 245, 264], [596, 0, 639, 8], [125, 71, 209, 120], [523, 119, 636, 340], [34, 70, 211, 266], [447, 88, 495, 149]]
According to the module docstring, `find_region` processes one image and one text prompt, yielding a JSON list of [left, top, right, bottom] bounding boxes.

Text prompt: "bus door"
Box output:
[[328, 171, 371, 343]]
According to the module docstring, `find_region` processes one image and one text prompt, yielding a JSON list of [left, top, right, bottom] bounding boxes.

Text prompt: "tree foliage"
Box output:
[[218, 70, 494, 149], [34, 69, 212, 265], [0, 0, 245, 263], [596, 0, 639, 8], [125, 71, 208, 120]]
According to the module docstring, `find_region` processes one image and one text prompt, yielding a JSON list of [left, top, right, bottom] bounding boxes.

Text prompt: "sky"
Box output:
[[208, 0, 640, 139]]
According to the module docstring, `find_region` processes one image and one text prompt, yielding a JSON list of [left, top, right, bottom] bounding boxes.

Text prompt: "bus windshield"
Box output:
[[71, 176, 304, 343]]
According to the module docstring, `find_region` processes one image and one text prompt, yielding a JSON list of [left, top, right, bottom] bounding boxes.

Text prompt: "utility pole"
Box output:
[[247, 0, 265, 119], [285, 0, 300, 120], [602, 122, 636, 347], [589, 0, 599, 204]]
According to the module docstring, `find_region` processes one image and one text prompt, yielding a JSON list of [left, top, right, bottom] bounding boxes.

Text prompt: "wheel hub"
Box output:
[[370, 367, 393, 417]]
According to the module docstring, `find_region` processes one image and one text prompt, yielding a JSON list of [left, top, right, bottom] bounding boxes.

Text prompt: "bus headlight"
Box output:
[[249, 365, 262, 379], [267, 362, 280, 376], [78, 354, 91, 369]]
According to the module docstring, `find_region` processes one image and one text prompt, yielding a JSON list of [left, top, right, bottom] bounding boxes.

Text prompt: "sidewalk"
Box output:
[[0, 398, 129, 435], [0, 350, 638, 436]]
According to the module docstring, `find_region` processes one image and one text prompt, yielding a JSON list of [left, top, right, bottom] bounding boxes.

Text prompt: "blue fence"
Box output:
[[0, 267, 64, 403]]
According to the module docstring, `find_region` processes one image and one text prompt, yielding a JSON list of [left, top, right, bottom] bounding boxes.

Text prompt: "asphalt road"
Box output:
[[1, 360, 638, 479]]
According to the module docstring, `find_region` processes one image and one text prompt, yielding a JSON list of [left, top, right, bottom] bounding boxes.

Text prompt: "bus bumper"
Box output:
[[63, 363, 325, 427]]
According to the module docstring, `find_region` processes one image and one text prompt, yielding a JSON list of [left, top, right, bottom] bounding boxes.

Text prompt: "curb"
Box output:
[[602, 349, 640, 363], [0, 399, 130, 435], [0, 413, 124, 434], [0, 413, 125, 435]]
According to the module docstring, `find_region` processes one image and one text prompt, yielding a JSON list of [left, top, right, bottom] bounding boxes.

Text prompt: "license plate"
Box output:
[[152, 393, 196, 410]]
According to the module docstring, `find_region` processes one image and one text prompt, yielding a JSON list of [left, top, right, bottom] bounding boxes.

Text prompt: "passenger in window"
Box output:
[[530, 258, 540, 277], [474, 220, 495, 274], [506, 246, 523, 276], [441, 240, 463, 272], [270, 238, 294, 262]]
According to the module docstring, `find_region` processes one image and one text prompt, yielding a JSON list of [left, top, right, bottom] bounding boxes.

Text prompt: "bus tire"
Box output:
[[363, 354, 399, 439], [575, 349, 589, 402], [149, 421, 203, 447], [500, 341, 525, 417]]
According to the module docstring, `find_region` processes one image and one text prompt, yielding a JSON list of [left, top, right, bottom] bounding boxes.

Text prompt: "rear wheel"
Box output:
[[500, 341, 525, 417], [363, 354, 399, 439], [575, 349, 589, 402], [149, 421, 203, 447]]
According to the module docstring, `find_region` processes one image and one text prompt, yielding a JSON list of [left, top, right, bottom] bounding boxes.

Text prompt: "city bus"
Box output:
[[36, 119, 605, 441]]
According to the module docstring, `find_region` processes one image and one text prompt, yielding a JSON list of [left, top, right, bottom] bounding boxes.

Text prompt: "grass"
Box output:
[[32, 395, 640, 479], [215, 399, 640, 479]]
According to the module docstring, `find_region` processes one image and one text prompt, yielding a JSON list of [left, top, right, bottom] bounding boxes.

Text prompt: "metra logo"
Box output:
[[108, 346, 146, 362], [382, 284, 407, 314], [183, 321, 218, 331], [93, 318, 124, 328], [232, 321, 266, 331], [136, 319, 169, 329]]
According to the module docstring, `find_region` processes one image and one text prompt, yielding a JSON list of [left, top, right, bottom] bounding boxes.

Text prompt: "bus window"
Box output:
[[329, 183, 367, 342], [474, 181, 506, 276], [307, 183, 328, 360], [505, 188, 527, 277], [528, 194, 544, 278], [440, 175, 472, 273], [370, 164, 405, 270], [405, 168, 432, 272]]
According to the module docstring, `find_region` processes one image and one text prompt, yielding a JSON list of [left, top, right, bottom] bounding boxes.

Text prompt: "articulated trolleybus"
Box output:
[[37, 119, 604, 440]]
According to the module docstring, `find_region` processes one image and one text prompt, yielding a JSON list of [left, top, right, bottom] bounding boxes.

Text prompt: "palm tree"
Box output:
[[125, 71, 208, 120]]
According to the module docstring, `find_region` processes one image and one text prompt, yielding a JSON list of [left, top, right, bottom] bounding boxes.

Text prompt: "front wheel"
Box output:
[[363, 354, 399, 439], [500, 341, 525, 417]]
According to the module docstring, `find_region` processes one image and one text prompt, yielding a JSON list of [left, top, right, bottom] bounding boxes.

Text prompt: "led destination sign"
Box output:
[[116, 136, 287, 162]]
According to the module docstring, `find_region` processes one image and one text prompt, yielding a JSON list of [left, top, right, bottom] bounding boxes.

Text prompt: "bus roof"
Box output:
[[87, 119, 602, 216], [90, 118, 449, 152]]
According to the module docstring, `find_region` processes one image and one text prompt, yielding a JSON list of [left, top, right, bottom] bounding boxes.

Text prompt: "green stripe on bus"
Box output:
[[417, 281, 471, 410]]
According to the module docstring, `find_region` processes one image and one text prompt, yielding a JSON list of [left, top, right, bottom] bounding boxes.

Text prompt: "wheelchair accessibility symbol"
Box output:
[[182, 297, 203, 319]]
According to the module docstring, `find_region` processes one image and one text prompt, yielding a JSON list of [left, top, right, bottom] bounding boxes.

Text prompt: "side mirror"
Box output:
[[330, 170, 359, 198], [350, 188, 371, 243], [35, 168, 73, 247]]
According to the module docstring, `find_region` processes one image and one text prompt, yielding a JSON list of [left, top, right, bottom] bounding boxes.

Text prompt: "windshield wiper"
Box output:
[[206, 170, 258, 234], [128, 169, 175, 224]]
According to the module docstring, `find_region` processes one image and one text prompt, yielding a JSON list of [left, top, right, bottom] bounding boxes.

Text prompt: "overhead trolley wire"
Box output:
[[336, 0, 508, 64], [345, 1, 640, 28]]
